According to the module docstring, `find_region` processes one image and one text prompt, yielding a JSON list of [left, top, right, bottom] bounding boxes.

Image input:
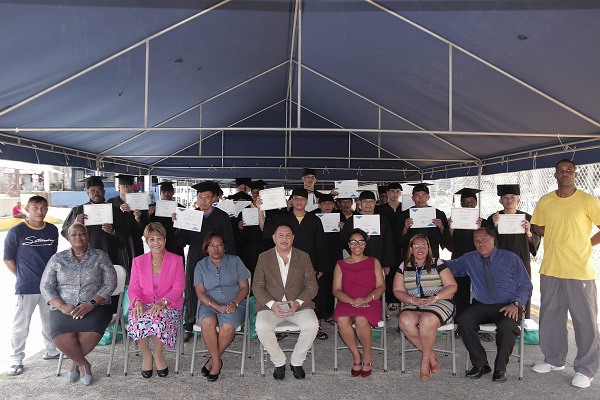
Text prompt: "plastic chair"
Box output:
[[259, 320, 316, 377], [56, 264, 127, 377], [400, 319, 457, 376], [190, 279, 251, 377], [333, 292, 388, 373], [464, 316, 526, 380]]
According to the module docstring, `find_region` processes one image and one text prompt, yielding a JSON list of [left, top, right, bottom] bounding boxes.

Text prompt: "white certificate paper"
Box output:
[[241, 208, 259, 226], [353, 215, 381, 235], [335, 180, 359, 199], [409, 207, 436, 228], [173, 208, 204, 232], [498, 214, 526, 235], [358, 184, 379, 200], [125, 192, 149, 210], [83, 203, 113, 226], [402, 194, 415, 211], [234, 201, 252, 216], [215, 200, 237, 217], [316, 213, 341, 233], [450, 208, 480, 230], [259, 187, 287, 211], [155, 200, 177, 218]]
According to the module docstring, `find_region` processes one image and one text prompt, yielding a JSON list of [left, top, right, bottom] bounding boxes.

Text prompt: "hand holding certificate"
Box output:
[[83, 204, 113, 226], [353, 215, 381, 235], [409, 207, 436, 228], [498, 214, 526, 234], [242, 208, 259, 226], [173, 207, 204, 232], [125, 192, 149, 210], [317, 213, 341, 232], [335, 180, 359, 199], [258, 187, 287, 211], [450, 208, 480, 230]]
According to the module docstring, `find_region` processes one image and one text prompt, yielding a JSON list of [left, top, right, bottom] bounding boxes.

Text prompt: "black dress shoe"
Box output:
[[290, 364, 306, 379], [465, 364, 492, 379], [201, 358, 211, 377], [492, 370, 507, 382], [207, 359, 222, 382], [157, 367, 169, 378], [273, 365, 286, 380], [141, 369, 153, 379], [183, 331, 194, 343]]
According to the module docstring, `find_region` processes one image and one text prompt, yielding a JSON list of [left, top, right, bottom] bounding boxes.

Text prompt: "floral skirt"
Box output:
[[127, 304, 182, 350]]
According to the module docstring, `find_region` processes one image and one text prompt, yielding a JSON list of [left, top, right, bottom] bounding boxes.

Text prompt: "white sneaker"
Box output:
[[572, 372, 593, 388], [532, 362, 566, 373]]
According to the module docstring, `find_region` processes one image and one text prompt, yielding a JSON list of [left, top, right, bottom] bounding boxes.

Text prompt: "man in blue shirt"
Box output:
[[3, 196, 59, 376], [444, 227, 532, 382]]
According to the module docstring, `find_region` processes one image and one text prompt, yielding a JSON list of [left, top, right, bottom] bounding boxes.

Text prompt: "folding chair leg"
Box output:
[[190, 332, 198, 375], [56, 352, 65, 376]]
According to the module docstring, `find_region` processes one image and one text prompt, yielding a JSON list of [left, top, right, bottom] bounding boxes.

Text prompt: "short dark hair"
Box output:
[[202, 231, 227, 254], [27, 195, 48, 206], [474, 227, 496, 241], [349, 228, 368, 242], [274, 222, 293, 233], [555, 158, 576, 170]]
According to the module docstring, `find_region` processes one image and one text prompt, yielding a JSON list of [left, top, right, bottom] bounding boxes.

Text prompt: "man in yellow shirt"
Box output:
[[531, 159, 600, 389]]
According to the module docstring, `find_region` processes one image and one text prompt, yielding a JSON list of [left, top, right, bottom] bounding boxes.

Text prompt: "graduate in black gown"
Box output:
[[483, 184, 540, 318], [148, 181, 185, 258]]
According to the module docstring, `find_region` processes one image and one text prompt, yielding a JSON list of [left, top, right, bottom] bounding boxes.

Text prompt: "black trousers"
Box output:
[[457, 300, 521, 371]]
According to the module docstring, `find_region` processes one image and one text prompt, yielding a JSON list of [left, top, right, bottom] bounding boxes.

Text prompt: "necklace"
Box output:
[[152, 261, 162, 267], [349, 256, 366, 263], [74, 252, 86, 257]]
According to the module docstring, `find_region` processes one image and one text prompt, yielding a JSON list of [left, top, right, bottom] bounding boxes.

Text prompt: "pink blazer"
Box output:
[[127, 251, 185, 310]]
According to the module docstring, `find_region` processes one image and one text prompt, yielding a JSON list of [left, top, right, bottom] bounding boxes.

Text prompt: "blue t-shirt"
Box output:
[[3, 221, 59, 294]]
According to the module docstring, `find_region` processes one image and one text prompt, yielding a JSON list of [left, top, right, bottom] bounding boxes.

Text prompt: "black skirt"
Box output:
[[49, 305, 114, 339]]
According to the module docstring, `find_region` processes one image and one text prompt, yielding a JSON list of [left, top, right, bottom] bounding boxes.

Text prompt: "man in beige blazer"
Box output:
[[253, 223, 319, 380]]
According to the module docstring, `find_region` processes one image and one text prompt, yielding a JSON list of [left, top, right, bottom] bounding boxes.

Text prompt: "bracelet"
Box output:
[[370, 294, 375, 301], [235, 302, 239, 307], [208, 301, 212, 308]]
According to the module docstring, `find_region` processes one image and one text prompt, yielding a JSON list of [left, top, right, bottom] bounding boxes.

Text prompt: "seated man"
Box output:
[[252, 223, 319, 380], [12, 201, 27, 219], [443, 227, 532, 382]]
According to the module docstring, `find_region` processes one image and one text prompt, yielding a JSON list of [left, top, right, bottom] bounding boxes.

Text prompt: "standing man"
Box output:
[[445, 228, 532, 382], [148, 181, 185, 259], [531, 159, 600, 389], [253, 223, 319, 380], [4, 196, 59, 376], [301, 168, 320, 212]]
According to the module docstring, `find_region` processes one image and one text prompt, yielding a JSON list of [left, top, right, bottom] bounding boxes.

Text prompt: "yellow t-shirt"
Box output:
[[531, 189, 600, 280]]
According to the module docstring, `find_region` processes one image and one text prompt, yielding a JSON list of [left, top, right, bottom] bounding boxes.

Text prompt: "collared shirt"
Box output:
[[443, 247, 532, 306], [40, 247, 117, 308], [265, 248, 304, 309]]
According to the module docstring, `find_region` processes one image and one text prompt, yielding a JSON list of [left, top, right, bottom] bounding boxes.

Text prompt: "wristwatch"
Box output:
[[89, 299, 98, 308], [511, 301, 521, 309]]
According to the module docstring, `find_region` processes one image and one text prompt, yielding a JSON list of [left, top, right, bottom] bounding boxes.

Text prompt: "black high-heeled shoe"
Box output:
[[157, 367, 169, 378], [141, 369, 153, 378], [201, 358, 211, 377], [207, 359, 222, 382]]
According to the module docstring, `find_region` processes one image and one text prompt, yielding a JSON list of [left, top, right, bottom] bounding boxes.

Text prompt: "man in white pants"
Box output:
[[252, 223, 319, 380], [3, 196, 59, 376], [531, 159, 600, 388]]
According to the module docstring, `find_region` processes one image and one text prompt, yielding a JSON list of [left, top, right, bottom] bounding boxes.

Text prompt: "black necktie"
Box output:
[[483, 256, 497, 302]]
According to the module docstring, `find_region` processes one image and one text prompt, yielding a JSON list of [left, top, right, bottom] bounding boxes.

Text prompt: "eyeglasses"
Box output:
[[348, 239, 367, 246], [208, 242, 225, 249], [411, 244, 429, 249]]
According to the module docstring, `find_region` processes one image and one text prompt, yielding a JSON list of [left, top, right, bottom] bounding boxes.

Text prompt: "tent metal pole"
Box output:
[[297, 0, 303, 129], [448, 45, 453, 132], [144, 41, 150, 129]]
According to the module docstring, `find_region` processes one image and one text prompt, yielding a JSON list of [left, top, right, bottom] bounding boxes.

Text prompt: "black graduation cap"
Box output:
[[318, 193, 335, 203], [115, 174, 135, 186], [455, 187, 482, 200], [377, 185, 387, 194], [302, 168, 316, 177], [228, 191, 253, 201], [192, 180, 221, 196], [497, 184, 520, 196], [387, 182, 403, 191], [359, 190, 376, 200], [290, 188, 309, 198], [235, 178, 251, 187], [157, 181, 175, 192], [409, 182, 433, 194], [79, 176, 105, 188], [249, 180, 267, 190]]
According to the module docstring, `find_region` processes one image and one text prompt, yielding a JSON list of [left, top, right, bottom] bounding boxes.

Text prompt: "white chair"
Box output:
[[190, 279, 251, 377], [56, 264, 127, 377], [464, 316, 526, 380], [259, 320, 316, 377], [333, 292, 388, 373], [400, 320, 457, 376]]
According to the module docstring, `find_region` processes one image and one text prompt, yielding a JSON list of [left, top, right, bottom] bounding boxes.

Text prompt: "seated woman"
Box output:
[[40, 223, 117, 386], [127, 222, 185, 378], [393, 233, 457, 381], [194, 232, 250, 382], [332, 228, 386, 378]]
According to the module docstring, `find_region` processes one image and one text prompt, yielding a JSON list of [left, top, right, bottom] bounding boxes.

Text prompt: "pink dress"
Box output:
[[333, 257, 383, 327]]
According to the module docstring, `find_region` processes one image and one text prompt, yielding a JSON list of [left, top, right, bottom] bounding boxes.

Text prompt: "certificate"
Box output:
[[358, 183, 379, 200], [316, 213, 341, 233], [173, 208, 204, 232], [259, 187, 287, 211], [335, 180, 359, 199], [498, 214, 526, 235], [155, 200, 177, 218], [215, 200, 237, 217], [125, 192, 149, 210], [409, 207, 436, 228], [353, 215, 381, 235], [401, 194, 415, 211], [450, 208, 480, 230], [234, 201, 252, 216], [241, 208, 259, 226], [83, 203, 113, 226]]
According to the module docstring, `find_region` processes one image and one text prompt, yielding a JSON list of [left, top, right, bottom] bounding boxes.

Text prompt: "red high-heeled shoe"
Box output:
[[351, 361, 362, 377], [361, 362, 373, 378]]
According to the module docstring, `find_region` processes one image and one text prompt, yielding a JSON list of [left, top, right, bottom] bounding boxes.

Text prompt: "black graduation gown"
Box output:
[[450, 227, 477, 319], [107, 195, 147, 259], [399, 207, 452, 259], [148, 202, 185, 258], [376, 202, 404, 265]]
